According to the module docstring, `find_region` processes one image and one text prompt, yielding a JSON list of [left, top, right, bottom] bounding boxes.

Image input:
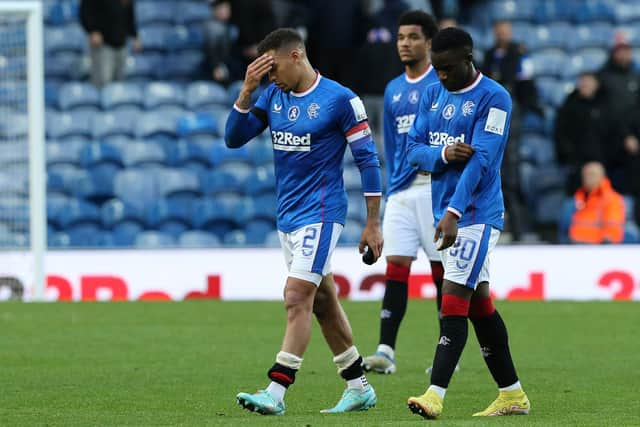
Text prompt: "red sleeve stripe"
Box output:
[[345, 121, 369, 137]]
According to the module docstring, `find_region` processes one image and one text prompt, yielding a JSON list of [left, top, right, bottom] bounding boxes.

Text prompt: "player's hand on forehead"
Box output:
[[243, 53, 274, 91]]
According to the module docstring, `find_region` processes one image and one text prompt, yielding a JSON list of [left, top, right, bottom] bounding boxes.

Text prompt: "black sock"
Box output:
[[268, 363, 297, 388], [340, 356, 364, 380], [379, 279, 408, 349], [431, 262, 444, 335], [430, 316, 468, 388], [471, 310, 519, 388]]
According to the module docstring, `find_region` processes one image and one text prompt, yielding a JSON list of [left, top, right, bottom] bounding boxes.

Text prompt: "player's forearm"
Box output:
[[448, 155, 483, 214], [224, 107, 265, 148], [364, 195, 381, 225], [235, 88, 254, 111], [406, 142, 447, 173]]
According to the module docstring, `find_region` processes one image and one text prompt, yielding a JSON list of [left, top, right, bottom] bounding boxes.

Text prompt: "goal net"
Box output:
[[0, 2, 45, 301]]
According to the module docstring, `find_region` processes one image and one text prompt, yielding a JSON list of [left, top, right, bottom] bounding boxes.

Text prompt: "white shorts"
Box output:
[[440, 224, 500, 289], [382, 174, 439, 261], [278, 222, 343, 286]]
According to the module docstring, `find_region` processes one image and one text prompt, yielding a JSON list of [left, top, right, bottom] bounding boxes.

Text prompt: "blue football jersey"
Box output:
[[226, 74, 381, 233], [383, 65, 439, 196], [406, 73, 512, 230]]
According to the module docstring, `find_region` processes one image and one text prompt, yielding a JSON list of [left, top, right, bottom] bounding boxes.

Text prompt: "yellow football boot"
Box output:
[[473, 389, 530, 416], [407, 389, 443, 419]]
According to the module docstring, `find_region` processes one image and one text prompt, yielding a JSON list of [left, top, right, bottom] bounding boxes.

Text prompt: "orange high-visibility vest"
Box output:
[[569, 178, 625, 243]]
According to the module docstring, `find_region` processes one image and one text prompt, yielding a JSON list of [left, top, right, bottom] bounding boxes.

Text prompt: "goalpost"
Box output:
[[0, 1, 45, 301]]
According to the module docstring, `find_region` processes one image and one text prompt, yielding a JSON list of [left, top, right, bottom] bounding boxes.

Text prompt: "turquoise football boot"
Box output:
[[236, 390, 285, 415], [321, 387, 377, 413]]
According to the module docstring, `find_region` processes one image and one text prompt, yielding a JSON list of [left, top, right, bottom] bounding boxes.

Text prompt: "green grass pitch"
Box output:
[[2, 301, 639, 426]]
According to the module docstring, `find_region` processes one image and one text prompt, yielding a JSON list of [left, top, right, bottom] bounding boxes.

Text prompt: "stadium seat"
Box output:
[[0, 113, 28, 139], [46, 111, 93, 139], [0, 81, 27, 112], [176, 112, 218, 137], [143, 81, 185, 110], [347, 193, 367, 223], [45, 81, 61, 107], [557, 197, 575, 243], [92, 110, 139, 140], [519, 134, 556, 165], [0, 171, 27, 197], [529, 49, 568, 78], [57, 82, 100, 111], [247, 141, 273, 166], [45, 24, 85, 55], [223, 229, 248, 246], [243, 166, 275, 196], [536, 77, 572, 108], [624, 222, 640, 243], [101, 198, 147, 228], [252, 193, 278, 222], [192, 195, 241, 238], [136, 1, 175, 25], [165, 139, 210, 171], [166, 25, 204, 53], [113, 169, 157, 213], [614, 2, 640, 24], [162, 52, 204, 80], [56, 199, 101, 229], [185, 81, 228, 110], [46, 139, 84, 167], [45, 1, 78, 26], [528, 23, 572, 51], [67, 224, 109, 247], [0, 55, 26, 80], [0, 195, 29, 232], [343, 166, 362, 193], [534, 190, 566, 225], [199, 169, 243, 196], [101, 82, 144, 110], [138, 25, 170, 54], [574, 0, 615, 23], [134, 230, 177, 248], [489, 0, 535, 22], [0, 142, 28, 168], [120, 141, 166, 168], [174, 1, 210, 25], [125, 54, 161, 81], [80, 141, 124, 169], [533, 1, 574, 23], [568, 23, 614, 51], [45, 52, 83, 80], [147, 198, 192, 230], [74, 168, 117, 202], [156, 168, 201, 201], [245, 219, 275, 245], [135, 110, 181, 139], [264, 230, 281, 247], [47, 164, 84, 195], [47, 192, 71, 229], [339, 220, 364, 245], [210, 141, 252, 167], [49, 231, 72, 248], [178, 230, 221, 247], [564, 49, 608, 79]]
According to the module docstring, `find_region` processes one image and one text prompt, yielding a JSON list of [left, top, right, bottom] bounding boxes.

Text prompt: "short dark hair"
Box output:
[[398, 10, 439, 40], [431, 27, 473, 54], [257, 28, 304, 56]]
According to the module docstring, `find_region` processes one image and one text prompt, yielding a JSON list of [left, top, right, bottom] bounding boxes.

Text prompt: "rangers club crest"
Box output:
[[462, 100, 475, 116], [307, 103, 320, 119], [442, 104, 456, 120], [288, 105, 300, 121], [408, 90, 419, 104]]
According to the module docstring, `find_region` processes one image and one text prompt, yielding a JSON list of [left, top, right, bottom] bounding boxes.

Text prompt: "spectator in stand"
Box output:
[[554, 72, 612, 193], [482, 20, 540, 241], [80, 0, 141, 88], [612, 106, 640, 226], [230, 0, 276, 71], [203, 0, 242, 85], [597, 32, 640, 119], [569, 162, 625, 244], [306, 0, 368, 86]]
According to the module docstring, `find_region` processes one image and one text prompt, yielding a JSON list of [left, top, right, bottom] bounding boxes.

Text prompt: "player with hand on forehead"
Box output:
[[225, 28, 383, 416], [404, 27, 530, 419]]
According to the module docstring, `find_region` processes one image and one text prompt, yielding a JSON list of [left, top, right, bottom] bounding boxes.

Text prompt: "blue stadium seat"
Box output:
[[47, 111, 93, 139], [120, 141, 166, 168], [347, 193, 367, 223], [174, 1, 210, 25], [58, 82, 100, 111], [243, 166, 275, 197], [0, 142, 28, 168], [113, 169, 157, 213], [45, 1, 79, 26], [574, 0, 615, 23], [178, 230, 221, 247], [144, 82, 185, 110], [46, 140, 84, 167], [147, 198, 192, 230], [156, 168, 201, 202], [192, 195, 241, 238], [134, 231, 177, 248], [528, 23, 572, 51], [614, 2, 640, 24], [564, 49, 608, 79], [136, 1, 175, 25], [92, 110, 139, 140], [176, 112, 218, 137], [45, 81, 61, 107], [568, 23, 614, 51], [533, 1, 574, 23], [0, 171, 27, 196], [210, 141, 252, 167], [74, 168, 117, 202], [47, 193, 71, 229], [162, 52, 204, 80], [185, 81, 228, 110], [166, 140, 210, 171], [49, 231, 72, 248], [45, 52, 83, 80], [101, 198, 147, 228], [0, 196, 28, 232], [109, 222, 142, 246], [47, 164, 84, 195], [343, 166, 362, 193], [520, 134, 556, 165], [45, 24, 85, 55], [67, 224, 109, 247], [0, 81, 27, 112], [557, 197, 575, 243], [79, 141, 124, 168], [56, 199, 101, 229], [489, 0, 535, 22], [125, 54, 161, 81], [227, 80, 265, 105], [0, 113, 28, 139], [223, 230, 248, 246], [264, 230, 281, 247], [534, 190, 566, 225], [166, 25, 204, 53], [199, 169, 243, 196], [247, 142, 273, 166], [245, 219, 275, 245], [536, 77, 572, 108], [101, 82, 144, 110], [339, 220, 363, 245], [529, 49, 568, 78], [0, 55, 26, 80], [135, 110, 180, 139], [252, 194, 277, 222], [138, 25, 170, 53]]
